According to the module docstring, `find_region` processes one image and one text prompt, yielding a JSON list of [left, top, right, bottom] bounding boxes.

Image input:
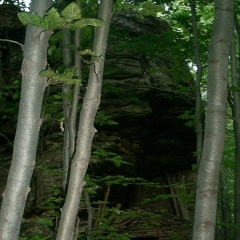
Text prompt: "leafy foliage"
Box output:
[[92, 149, 132, 167], [35, 164, 63, 176], [41, 189, 65, 216], [18, 2, 104, 30], [19, 237, 48, 240], [40, 67, 82, 85], [95, 111, 118, 126], [178, 110, 195, 128]]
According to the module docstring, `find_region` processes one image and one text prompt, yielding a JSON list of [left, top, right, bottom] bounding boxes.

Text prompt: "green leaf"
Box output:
[[229, 87, 240, 92], [55, 198, 64, 203], [13, 92, 20, 100], [86, 189, 97, 195], [44, 7, 65, 29], [54, 189, 61, 195], [40, 69, 55, 78], [224, 147, 234, 154], [115, 209, 121, 215], [113, 161, 121, 167], [178, 110, 193, 120], [79, 49, 94, 56], [98, 222, 106, 228], [83, 18, 105, 27], [185, 120, 194, 127], [34, 218, 53, 226], [66, 18, 104, 30], [28, 237, 47, 240], [13, 80, 20, 85], [18, 12, 46, 29], [61, 2, 82, 23], [35, 164, 43, 169], [108, 120, 118, 125]]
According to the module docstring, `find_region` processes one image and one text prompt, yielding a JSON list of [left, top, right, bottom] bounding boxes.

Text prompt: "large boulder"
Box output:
[[100, 11, 195, 177]]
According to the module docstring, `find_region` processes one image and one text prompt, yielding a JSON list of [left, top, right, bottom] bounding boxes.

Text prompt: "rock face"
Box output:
[[101, 11, 195, 176], [0, 8, 196, 239]]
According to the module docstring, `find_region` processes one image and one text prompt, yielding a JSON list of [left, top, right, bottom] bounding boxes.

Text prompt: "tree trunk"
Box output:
[[189, 0, 203, 166], [192, 1, 234, 240], [56, 1, 113, 239], [0, 0, 53, 239], [68, 0, 82, 158], [62, 28, 72, 190], [56, 0, 73, 190]]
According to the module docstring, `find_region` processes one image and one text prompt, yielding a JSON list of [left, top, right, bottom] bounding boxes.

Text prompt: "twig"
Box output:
[[93, 185, 111, 229], [0, 133, 13, 147], [84, 191, 93, 240], [0, 39, 24, 51], [105, 203, 122, 227], [74, 217, 80, 240]]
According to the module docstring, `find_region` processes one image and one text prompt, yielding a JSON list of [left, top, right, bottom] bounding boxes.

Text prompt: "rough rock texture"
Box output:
[[100, 11, 195, 177], [0, 8, 196, 239]]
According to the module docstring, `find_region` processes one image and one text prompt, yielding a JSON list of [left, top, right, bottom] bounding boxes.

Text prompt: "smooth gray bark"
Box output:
[[189, 0, 203, 166], [231, 24, 240, 240], [69, 1, 82, 158], [62, 28, 73, 190], [56, 1, 113, 239], [56, 0, 73, 190], [57, 1, 82, 190], [0, 0, 53, 239], [192, 1, 234, 240]]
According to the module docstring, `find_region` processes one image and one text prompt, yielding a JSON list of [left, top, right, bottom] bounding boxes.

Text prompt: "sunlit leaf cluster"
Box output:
[[18, 2, 104, 30]]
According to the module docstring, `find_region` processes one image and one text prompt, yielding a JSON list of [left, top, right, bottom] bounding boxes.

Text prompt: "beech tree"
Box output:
[[56, 0, 73, 190], [189, 0, 203, 166], [0, 0, 53, 239], [56, 1, 113, 238], [192, 0, 235, 239]]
